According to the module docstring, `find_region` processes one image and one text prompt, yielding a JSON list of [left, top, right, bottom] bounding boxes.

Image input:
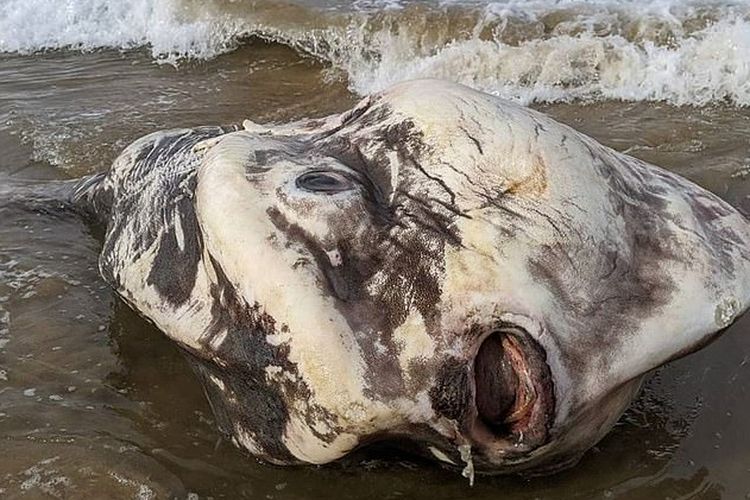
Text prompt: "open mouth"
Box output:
[[467, 328, 554, 456]]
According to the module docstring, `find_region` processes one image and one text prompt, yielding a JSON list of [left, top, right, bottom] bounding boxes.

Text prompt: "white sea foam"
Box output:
[[0, 0, 248, 63], [0, 305, 9, 349], [340, 17, 750, 106], [1, 0, 749, 106]]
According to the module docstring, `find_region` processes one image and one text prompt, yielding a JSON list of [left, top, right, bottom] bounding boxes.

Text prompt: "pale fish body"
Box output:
[[71, 80, 750, 474]]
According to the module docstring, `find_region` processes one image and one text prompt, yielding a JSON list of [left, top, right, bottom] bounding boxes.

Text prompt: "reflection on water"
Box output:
[[0, 37, 749, 499]]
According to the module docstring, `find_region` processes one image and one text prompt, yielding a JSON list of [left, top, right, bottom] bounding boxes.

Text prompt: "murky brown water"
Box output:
[[1, 37, 750, 500]]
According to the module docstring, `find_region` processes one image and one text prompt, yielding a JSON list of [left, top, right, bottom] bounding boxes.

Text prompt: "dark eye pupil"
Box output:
[[296, 171, 353, 193]]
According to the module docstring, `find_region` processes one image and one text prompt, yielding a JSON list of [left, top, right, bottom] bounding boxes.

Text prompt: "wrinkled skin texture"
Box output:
[[72, 80, 750, 474]]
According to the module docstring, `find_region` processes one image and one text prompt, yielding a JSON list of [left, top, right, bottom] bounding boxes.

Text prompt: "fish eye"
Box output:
[[296, 170, 356, 194]]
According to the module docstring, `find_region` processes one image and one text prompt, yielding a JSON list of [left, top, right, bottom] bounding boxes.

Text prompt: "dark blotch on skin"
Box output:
[[146, 174, 202, 306], [197, 257, 298, 463], [429, 357, 471, 422]]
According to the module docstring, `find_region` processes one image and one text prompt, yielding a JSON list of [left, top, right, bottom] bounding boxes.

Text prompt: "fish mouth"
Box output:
[[467, 327, 555, 460]]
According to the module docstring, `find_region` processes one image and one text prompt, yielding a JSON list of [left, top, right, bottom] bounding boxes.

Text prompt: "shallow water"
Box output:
[[1, 1, 750, 498]]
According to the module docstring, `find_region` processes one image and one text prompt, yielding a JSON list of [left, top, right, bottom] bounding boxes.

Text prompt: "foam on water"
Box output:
[[0, 305, 9, 349], [1, 0, 749, 105], [342, 17, 750, 105], [0, 0, 248, 63]]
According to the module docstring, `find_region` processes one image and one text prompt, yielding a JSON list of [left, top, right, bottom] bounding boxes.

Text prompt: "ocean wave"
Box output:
[[0, 0, 249, 62], [337, 17, 750, 106], [2, 0, 750, 106]]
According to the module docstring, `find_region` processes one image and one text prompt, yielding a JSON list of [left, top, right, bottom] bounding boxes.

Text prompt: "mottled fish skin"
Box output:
[[75, 80, 750, 474]]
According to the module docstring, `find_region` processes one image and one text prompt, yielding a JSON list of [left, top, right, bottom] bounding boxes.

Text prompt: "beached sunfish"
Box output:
[[70, 79, 750, 477]]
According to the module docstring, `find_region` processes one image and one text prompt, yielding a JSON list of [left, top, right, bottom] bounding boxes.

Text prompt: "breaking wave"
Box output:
[[2, 0, 750, 105]]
